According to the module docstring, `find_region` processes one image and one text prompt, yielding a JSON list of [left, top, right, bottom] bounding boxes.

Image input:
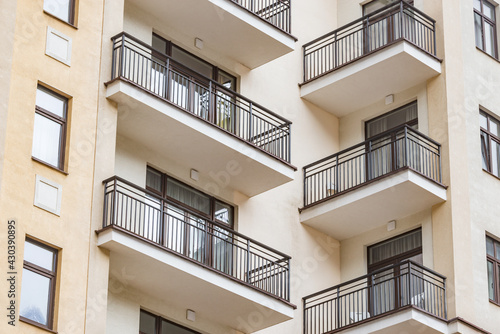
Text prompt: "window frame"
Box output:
[[486, 236, 500, 304], [474, 0, 498, 59], [32, 85, 68, 172], [43, 0, 76, 26], [19, 238, 58, 330], [480, 110, 500, 177], [139, 309, 201, 334]]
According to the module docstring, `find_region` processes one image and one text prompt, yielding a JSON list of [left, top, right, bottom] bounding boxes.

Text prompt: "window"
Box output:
[[480, 111, 500, 177], [20, 238, 57, 329], [486, 236, 500, 303], [43, 0, 75, 25], [140, 310, 200, 334], [474, 0, 498, 58], [32, 86, 68, 170]]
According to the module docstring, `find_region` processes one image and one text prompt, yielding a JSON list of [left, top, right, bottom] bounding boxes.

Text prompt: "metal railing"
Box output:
[[101, 176, 291, 301], [230, 0, 291, 33], [303, 260, 447, 334], [303, 125, 441, 207], [110, 32, 292, 163], [303, 0, 436, 82]]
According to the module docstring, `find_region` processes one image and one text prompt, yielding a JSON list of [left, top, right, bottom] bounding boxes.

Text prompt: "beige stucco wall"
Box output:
[[0, 0, 105, 333]]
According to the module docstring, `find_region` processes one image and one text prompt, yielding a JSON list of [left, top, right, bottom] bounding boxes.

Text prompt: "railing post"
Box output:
[[335, 155, 340, 194], [407, 261, 412, 307], [288, 123, 292, 163], [404, 126, 409, 167], [208, 80, 213, 122], [119, 34, 126, 78], [303, 46, 307, 82], [336, 286, 340, 330], [399, 0, 404, 40], [433, 21, 437, 55], [287, 258, 291, 301], [303, 168, 308, 207], [334, 31, 338, 69], [438, 142, 442, 183], [246, 240, 251, 284], [248, 102, 253, 141], [112, 178, 118, 227], [160, 199, 165, 246], [367, 140, 372, 180], [443, 277, 447, 319]]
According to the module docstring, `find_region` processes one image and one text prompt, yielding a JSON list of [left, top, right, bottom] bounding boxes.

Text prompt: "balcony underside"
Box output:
[[337, 307, 448, 334], [126, 0, 295, 69], [97, 227, 294, 332], [300, 41, 441, 117], [106, 80, 295, 197], [300, 169, 446, 240]]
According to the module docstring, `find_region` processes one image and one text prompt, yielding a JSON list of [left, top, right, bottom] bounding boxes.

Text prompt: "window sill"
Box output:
[[476, 47, 500, 63], [20, 317, 58, 333], [489, 299, 500, 308], [32, 157, 68, 175], [43, 11, 78, 30]]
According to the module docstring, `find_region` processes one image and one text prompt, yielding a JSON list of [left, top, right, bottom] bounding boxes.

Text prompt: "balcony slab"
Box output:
[[300, 169, 446, 240], [126, 0, 295, 69], [300, 41, 441, 117], [97, 227, 294, 332], [106, 80, 295, 197]]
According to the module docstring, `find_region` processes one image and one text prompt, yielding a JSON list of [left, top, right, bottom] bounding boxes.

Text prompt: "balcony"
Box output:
[[97, 177, 294, 331], [300, 1, 441, 116], [300, 126, 446, 240], [125, 0, 295, 68], [106, 33, 295, 197], [303, 260, 448, 334]]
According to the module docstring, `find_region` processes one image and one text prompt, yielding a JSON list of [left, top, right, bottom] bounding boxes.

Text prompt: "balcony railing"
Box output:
[[302, 0, 436, 82], [109, 32, 292, 163], [230, 0, 291, 33], [100, 176, 291, 302], [303, 125, 441, 207], [303, 260, 447, 334]]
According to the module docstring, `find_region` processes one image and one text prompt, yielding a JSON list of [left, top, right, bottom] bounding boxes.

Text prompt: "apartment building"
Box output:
[[1, 0, 500, 333]]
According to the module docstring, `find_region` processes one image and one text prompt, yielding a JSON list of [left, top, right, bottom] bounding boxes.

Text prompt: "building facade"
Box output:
[[1, 0, 500, 333]]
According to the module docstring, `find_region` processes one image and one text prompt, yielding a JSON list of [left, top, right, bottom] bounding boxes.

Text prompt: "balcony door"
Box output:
[[364, 101, 418, 180], [146, 167, 234, 275], [367, 228, 423, 317], [362, 0, 414, 54], [151, 34, 237, 133]]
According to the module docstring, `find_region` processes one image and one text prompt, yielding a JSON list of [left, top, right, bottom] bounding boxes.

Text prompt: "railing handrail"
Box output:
[[303, 259, 446, 302], [303, 0, 434, 49], [303, 125, 439, 170], [111, 32, 292, 125], [103, 175, 292, 261]]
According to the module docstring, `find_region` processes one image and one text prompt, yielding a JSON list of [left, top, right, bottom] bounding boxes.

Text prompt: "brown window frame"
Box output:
[[19, 238, 58, 330], [487, 236, 500, 304], [139, 309, 201, 334], [32, 85, 68, 172], [480, 110, 500, 177], [474, 0, 498, 59]]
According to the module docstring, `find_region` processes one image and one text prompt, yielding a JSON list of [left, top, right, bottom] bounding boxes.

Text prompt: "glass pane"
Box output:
[[491, 140, 500, 176], [481, 132, 490, 170], [32, 113, 62, 168], [475, 13, 484, 50], [483, 1, 495, 21], [146, 168, 163, 193], [166, 179, 210, 215], [368, 229, 422, 265], [474, 0, 482, 11], [139, 311, 157, 334], [217, 71, 236, 91], [488, 261, 495, 300], [496, 242, 500, 260], [215, 201, 233, 226], [20, 268, 50, 326], [487, 237, 495, 256], [36, 87, 65, 118], [363, 0, 396, 15], [366, 102, 417, 138], [172, 46, 213, 79], [24, 240, 55, 271], [484, 22, 497, 57], [489, 116, 499, 136], [161, 319, 197, 334], [152, 34, 168, 54], [43, 0, 71, 23], [480, 113, 488, 129]]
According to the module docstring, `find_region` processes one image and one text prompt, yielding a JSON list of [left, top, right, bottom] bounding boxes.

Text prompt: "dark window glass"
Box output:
[[365, 101, 418, 139], [20, 239, 57, 329], [32, 86, 68, 170], [486, 236, 500, 303], [474, 0, 498, 58], [140, 310, 200, 334], [480, 111, 500, 177]]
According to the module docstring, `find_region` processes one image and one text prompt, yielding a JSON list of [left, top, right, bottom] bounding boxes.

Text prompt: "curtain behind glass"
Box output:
[[166, 178, 210, 215], [366, 102, 418, 139], [368, 229, 422, 265]]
